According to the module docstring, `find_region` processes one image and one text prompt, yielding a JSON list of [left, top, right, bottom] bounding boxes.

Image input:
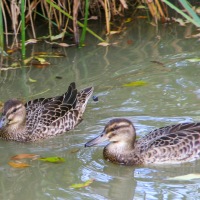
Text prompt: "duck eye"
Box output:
[[12, 108, 18, 114]]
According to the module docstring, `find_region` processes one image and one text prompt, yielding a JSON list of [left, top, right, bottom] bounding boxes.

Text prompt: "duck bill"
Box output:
[[85, 132, 108, 147], [0, 116, 7, 129]]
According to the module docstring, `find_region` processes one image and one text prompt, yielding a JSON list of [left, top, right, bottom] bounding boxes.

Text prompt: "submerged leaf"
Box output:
[[167, 174, 200, 181], [11, 154, 40, 160], [70, 148, 80, 153], [28, 77, 37, 83], [123, 81, 147, 87], [39, 156, 65, 163], [70, 179, 94, 189], [8, 161, 30, 168]]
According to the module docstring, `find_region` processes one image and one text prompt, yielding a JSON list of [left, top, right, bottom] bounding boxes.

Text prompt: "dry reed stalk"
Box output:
[[145, 0, 160, 23], [104, 0, 110, 34], [27, 0, 36, 38], [73, 0, 80, 44], [10, 0, 21, 46], [155, 0, 166, 20], [1, 0, 8, 46]]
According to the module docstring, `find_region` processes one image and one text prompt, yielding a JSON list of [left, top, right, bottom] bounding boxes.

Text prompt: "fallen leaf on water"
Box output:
[[70, 179, 94, 189], [24, 56, 34, 65], [70, 148, 80, 153], [186, 58, 200, 62], [50, 32, 65, 41], [110, 30, 121, 35], [39, 156, 65, 163], [167, 174, 200, 181], [33, 52, 65, 58], [172, 17, 186, 26], [98, 42, 110, 46], [28, 77, 37, 83], [123, 81, 147, 87], [8, 161, 30, 168], [25, 39, 38, 45], [11, 154, 40, 160], [125, 18, 133, 23], [45, 40, 75, 47]]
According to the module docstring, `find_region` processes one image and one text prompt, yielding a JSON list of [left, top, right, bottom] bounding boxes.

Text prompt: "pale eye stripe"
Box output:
[[8, 104, 22, 115]]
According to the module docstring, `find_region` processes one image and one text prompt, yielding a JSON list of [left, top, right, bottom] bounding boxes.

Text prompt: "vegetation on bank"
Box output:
[[0, 0, 200, 66]]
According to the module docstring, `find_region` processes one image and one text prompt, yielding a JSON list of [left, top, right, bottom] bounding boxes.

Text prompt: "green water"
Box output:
[[1, 20, 200, 199]]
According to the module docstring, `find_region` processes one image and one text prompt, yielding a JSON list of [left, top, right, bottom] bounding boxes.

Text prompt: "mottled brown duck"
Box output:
[[0, 82, 93, 142], [85, 118, 200, 166]]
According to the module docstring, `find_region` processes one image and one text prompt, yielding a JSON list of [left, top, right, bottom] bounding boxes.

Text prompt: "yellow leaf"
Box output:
[[39, 156, 65, 163], [186, 58, 200, 62], [50, 32, 65, 41], [98, 42, 110, 46], [8, 161, 30, 168], [123, 81, 147, 87], [11, 154, 40, 160], [28, 77, 37, 83], [24, 56, 34, 65], [110, 30, 121, 35], [167, 174, 200, 181], [25, 39, 38, 45], [70, 179, 94, 189], [125, 18, 133, 23]]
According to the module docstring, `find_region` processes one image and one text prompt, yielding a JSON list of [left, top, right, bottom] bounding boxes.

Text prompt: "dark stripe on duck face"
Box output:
[[6, 104, 23, 117]]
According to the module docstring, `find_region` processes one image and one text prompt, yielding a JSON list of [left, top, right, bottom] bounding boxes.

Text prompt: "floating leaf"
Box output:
[[8, 161, 30, 168], [167, 174, 200, 181], [136, 5, 148, 9], [70, 179, 94, 189], [123, 81, 147, 87], [125, 18, 133, 23], [98, 42, 110, 46], [70, 148, 80, 153], [33, 52, 65, 58], [110, 30, 121, 35], [50, 32, 65, 41], [172, 17, 186, 26], [24, 56, 34, 65], [11, 154, 40, 160], [39, 156, 65, 163], [25, 39, 38, 45], [45, 40, 75, 47], [29, 77, 37, 83], [186, 58, 200, 62]]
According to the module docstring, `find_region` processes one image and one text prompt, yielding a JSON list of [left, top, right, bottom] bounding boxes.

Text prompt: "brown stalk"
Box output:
[[73, 0, 80, 44], [27, 0, 36, 38], [104, 0, 110, 34]]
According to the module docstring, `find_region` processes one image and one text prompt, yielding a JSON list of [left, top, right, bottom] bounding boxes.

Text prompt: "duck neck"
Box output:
[[103, 141, 141, 165], [1, 121, 27, 141]]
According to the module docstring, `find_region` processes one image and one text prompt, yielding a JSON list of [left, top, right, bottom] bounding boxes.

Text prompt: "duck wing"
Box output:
[[26, 83, 78, 132], [142, 127, 200, 163]]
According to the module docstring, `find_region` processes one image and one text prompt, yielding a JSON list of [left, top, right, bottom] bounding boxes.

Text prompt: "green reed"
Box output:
[[163, 0, 200, 27], [79, 0, 89, 46], [45, 0, 104, 42]]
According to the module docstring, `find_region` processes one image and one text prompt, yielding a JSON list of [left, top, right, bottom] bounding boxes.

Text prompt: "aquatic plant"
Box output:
[[0, 0, 199, 58]]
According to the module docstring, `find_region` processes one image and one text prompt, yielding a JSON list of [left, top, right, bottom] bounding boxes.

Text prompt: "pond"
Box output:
[[1, 20, 200, 200]]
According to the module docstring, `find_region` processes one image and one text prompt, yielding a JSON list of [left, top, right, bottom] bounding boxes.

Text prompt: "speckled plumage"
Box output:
[[85, 118, 200, 166], [0, 82, 93, 142]]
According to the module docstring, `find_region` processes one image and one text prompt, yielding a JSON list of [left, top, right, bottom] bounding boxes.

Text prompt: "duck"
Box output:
[[85, 118, 200, 166], [0, 82, 93, 142]]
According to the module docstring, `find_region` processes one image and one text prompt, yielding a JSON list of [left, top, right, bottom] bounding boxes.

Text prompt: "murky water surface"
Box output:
[[1, 21, 200, 200]]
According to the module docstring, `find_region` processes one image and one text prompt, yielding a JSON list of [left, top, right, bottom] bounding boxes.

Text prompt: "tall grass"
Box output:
[[0, 0, 200, 57]]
